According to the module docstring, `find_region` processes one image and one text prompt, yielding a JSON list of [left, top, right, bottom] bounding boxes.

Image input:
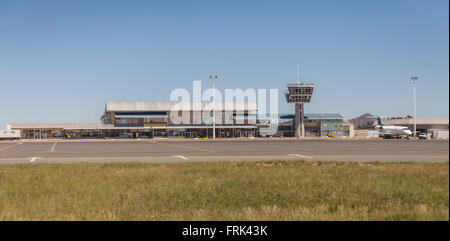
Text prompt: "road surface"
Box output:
[[0, 139, 448, 164]]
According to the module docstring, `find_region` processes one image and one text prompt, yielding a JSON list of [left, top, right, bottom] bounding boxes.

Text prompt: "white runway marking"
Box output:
[[30, 157, 40, 162], [173, 155, 189, 160], [50, 142, 57, 152], [288, 154, 313, 159]]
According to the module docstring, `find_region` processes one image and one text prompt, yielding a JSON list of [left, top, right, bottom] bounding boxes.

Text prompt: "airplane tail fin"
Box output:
[[377, 117, 383, 126]]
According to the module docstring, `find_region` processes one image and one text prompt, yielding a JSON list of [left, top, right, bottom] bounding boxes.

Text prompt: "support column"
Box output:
[[295, 103, 300, 138], [300, 103, 305, 138]]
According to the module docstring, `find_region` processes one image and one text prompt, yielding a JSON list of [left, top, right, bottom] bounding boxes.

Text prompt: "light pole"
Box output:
[[209, 75, 218, 139], [411, 76, 418, 138]]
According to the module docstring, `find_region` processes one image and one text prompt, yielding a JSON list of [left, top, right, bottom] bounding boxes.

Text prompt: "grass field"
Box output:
[[0, 161, 448, 220]]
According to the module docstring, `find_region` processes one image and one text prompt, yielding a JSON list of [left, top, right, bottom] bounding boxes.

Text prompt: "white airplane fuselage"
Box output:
[[375, 125, 413, 138]]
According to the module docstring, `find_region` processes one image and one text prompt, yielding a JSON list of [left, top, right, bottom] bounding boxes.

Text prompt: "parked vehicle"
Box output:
[[418, 133, 428, 139], [116, 133, 130, 139], [0, 130, 21, 140]]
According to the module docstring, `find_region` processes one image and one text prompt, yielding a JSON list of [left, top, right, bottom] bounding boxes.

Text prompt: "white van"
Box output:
[[0, 130, 21, 140]]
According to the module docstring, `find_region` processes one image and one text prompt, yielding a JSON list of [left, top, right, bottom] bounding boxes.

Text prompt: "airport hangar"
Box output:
[[381, 118, 449, 138], [7, 101, 352, 139]]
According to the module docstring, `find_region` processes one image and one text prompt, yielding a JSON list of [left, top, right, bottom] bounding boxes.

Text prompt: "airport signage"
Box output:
[[144, 122, 167, 127]]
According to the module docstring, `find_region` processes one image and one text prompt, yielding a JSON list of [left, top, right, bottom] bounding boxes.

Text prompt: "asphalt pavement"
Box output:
[[0, 139, 448, 164]]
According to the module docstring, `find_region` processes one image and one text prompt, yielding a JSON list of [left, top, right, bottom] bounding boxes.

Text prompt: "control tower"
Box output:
[[285, 65, 315, 138]]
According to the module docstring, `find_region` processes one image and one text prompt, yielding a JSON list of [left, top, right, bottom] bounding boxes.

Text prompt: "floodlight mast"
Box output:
[[411, 76, 418, 138], [210, 75, 218, 139]]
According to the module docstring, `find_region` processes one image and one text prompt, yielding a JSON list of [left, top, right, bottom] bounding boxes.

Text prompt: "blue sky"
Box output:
[[0, 0, 448, 128]]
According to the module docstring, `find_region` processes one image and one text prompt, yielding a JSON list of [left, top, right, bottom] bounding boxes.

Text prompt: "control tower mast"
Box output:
[[285, 64, 315, 138]]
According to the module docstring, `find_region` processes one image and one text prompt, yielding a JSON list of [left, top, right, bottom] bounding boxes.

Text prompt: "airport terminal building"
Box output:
[[277, 113, 350, 137], [8, 101, 258, 139], [7, 101, 351, 139]]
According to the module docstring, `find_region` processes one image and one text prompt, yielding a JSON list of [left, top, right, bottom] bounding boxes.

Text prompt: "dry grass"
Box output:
[[0, 161, 448, 220]]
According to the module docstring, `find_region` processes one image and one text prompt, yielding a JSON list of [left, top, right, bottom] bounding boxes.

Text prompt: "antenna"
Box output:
[[296, 64, 300, 84]]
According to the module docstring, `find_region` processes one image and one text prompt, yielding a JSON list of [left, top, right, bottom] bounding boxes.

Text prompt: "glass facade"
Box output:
[[276, 113, 345, 137]]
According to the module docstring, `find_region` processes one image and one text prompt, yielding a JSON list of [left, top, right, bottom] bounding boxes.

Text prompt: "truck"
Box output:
[[0, 130, 21, 140]]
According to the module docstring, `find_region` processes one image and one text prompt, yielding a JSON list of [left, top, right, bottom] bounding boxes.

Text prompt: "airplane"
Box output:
[[374, 117, 413, 139]]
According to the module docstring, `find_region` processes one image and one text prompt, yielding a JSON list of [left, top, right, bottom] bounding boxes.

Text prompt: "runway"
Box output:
[[0, 139, 448, 164]]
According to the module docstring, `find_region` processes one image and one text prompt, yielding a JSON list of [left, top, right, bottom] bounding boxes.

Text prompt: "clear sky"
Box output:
[[0, 0, 448, 128]]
